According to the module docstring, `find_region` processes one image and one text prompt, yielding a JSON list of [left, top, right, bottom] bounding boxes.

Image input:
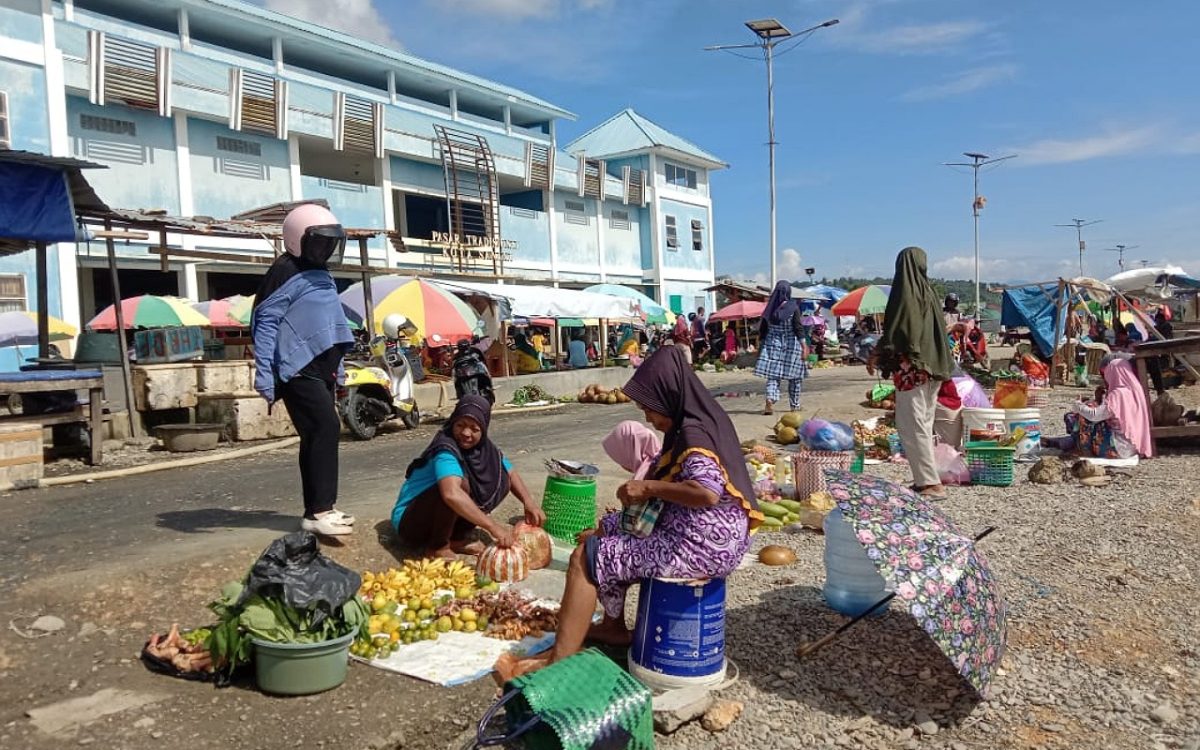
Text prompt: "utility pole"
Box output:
[[1103, 244, 1139, 271], [706, 18, 839, 287], [1055, 218, 1102, 276], [944, 152, 1015, 317]]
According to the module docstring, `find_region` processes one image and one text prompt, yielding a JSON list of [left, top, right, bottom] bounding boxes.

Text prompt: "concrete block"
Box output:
[[652, 687, 715, 734], [133, 364, 199, 411], [0, 423, 43, 490], [197, 362, 254, 394], [491, 366, 635, 405], [197, 393, 296, 441]]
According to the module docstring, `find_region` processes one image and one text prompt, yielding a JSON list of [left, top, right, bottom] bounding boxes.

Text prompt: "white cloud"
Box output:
[[837, 18, 991, 55], [929, 255, 1008, 278], [900, 63, 1017, 102], [435, 0, 612, 21], [263, 0, 400, 49], [1007, 126, 1161, 165], [777, 248, 807, 282]]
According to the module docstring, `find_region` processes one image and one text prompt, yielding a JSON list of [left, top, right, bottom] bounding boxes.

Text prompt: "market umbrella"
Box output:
[[340, 276, 480, 340], [87, 295, 210, 330], [796, 284, 849, 305], [192, 295, 248, 328], [228, 295, 364, 330], [0, 310, 78, 347], [709, 300, 766, 322], [831, 285, 892, 317], [583, 283, 675, 325], [800, 471, 1007, 697]]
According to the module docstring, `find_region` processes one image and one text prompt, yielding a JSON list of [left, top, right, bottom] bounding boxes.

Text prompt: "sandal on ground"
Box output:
[[328, 509, 356, 525], [301, 514, 354, 536], [918, 486, 949, 500]]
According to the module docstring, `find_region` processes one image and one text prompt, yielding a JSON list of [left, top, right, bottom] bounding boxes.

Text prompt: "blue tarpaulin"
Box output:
[[0, 163, 77, 243], [1001, 284, 1066, 358]]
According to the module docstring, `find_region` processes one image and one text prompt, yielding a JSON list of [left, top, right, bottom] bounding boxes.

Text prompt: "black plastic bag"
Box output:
[[236, 531, 361, 627]]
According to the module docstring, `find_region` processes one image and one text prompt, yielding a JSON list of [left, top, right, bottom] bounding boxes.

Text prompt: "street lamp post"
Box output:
[[1055, 218, 1102, 276], [943, 152, 1015, 317], [706, 18, 838, 287]]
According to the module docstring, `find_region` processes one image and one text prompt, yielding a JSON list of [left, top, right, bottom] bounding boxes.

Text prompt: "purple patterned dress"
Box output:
[[591, 452, 751, 619]]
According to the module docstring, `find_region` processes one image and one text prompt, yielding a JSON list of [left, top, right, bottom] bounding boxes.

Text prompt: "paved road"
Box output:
[[0, 369, 873, 595]]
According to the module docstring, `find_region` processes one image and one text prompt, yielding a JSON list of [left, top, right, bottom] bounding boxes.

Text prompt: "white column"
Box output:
[[173, 113, 200, 288], [546, 120, 560, 283], [448, 89, 458, 121], [63, 0, 74, 21], [503, 105, 512, 135], [387, 71, 397, 104], [646, 153, 664, 302], [595, 197, 607, 282], [705, 201, 716, 309], [178, 265, 199, 300], [272, 37, 284, 75], [380, 155, 396, 268], [42, 0, 80, 326], [288, 135, 303, 200], [178, 8, 190, 50]]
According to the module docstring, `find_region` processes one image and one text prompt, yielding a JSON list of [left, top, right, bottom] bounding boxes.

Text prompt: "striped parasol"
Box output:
[[229, 295, 364, 329], [340, 276, 480, 340], [0, 311, 78, 347], [193, 295, 249, 328], [831, 285, 892, 317], [88, 295, 210, 330]]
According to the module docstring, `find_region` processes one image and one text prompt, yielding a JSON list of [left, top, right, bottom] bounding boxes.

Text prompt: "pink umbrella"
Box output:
[[709, 300, 766, 322]]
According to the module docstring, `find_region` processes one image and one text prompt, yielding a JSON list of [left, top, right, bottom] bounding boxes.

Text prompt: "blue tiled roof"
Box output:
[[564, 109, 726, 168]]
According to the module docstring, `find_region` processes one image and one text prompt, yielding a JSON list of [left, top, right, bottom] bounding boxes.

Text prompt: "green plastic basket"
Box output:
[[964, 441, 1015, 487], [475, 648, 654, 750], [542, 476, 597, 543]]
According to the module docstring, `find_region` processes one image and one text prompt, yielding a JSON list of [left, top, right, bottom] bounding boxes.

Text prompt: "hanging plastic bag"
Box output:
[[952, 374, 990, 409], [936, 443, 970, 486], [236, 531, 361, 627]]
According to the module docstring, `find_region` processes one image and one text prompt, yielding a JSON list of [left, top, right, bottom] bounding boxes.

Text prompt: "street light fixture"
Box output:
[[943, 151, 1015, 318], [706, 17, 839, 287], [1055, 218, 1103, 276]]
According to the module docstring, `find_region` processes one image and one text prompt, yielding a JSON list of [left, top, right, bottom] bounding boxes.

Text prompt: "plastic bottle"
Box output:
[[822, 507, 889, 617]]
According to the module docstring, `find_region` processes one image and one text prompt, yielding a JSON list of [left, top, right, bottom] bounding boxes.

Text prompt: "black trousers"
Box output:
[[394, 482, 476, 551], [278, 375, 340, 518]]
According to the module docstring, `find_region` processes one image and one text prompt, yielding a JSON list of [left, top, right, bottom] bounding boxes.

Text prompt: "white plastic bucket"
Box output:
[[962, 407, 1008, 443], [1005, 408, 1042, 462]]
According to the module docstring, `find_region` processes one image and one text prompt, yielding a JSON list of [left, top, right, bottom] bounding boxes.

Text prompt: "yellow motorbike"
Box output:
[[339, 315, 419, 440]]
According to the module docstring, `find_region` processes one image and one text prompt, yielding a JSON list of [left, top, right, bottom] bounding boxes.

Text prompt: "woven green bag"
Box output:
[[474, 648, 654, 750]]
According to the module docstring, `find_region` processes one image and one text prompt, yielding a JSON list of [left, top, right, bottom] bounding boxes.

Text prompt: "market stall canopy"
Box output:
[[710, 300, 766, 321], [583, 283, 675, 325], [831, 285, 892, 317], [1105, 266, 1197, 300], [340, 276, 481, 340], [88, 295, 210, 330], [1001, 284, 1065, 358], [0, 311, 77, 347], [794, 284, 848, 305], [0, 150, 108, 255], [434, 280, 639, 321]]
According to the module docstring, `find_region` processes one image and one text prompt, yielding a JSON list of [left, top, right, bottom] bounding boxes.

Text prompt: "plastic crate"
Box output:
[[964, 441, 1016, 487]]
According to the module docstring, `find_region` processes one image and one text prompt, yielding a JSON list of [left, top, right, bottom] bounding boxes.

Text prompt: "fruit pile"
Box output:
[[852, 419, 896, 461], [577, 384, 632, 404], [442, 587, 559, 641], [358, 558, 480, 605], [759, 498, 803, 530], [772, 412, 804, 445]]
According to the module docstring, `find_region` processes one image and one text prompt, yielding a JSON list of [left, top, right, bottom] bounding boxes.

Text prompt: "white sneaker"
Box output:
[[301, 514, 353, 536], [329, 509, 356, 525]]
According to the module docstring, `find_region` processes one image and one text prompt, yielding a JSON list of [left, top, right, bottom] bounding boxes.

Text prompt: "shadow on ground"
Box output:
[[726, 584, 981, 729], [155, 508, 299, 534]]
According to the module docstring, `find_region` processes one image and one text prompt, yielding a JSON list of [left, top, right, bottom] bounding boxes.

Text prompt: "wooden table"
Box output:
[[0, 371, 105, 465], [1131, 336, 1200, 450]]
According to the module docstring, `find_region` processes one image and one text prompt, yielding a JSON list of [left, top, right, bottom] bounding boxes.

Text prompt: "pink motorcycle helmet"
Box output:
[[282, 203, 345, 267]]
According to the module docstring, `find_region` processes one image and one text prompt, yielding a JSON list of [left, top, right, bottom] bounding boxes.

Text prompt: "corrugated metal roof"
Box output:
[[564, 109, 726, 168]]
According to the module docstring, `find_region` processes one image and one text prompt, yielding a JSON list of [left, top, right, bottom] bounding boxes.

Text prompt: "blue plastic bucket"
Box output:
[[628, 577, 726, 689]]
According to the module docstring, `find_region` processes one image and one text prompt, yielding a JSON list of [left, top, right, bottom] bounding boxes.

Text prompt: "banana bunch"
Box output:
[[359, 558, 478, 605]]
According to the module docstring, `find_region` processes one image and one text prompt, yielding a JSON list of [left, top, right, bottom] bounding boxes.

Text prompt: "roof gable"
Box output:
[[565, 109, 726, 168]]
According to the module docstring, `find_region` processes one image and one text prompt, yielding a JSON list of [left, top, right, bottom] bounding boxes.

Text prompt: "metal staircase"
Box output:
[[433, 125, 504, 275]]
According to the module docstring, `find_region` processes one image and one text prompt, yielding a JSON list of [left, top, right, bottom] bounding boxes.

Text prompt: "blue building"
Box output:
[[0, 0, 723, 343]]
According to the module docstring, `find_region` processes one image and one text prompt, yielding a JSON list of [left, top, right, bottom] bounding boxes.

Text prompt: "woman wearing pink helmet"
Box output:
[[252, 204, 355, 536]]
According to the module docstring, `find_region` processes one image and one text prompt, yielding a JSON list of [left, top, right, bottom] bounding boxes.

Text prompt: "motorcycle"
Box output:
[[339, 330, 419, 440], [452, 339, 495, 404]]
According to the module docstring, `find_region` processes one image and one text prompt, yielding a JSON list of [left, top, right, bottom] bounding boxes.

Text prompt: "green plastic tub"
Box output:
[[251, 633, 354, 696]]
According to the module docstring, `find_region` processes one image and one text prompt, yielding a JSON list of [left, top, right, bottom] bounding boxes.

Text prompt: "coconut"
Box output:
[[758, 545, 797, 566]]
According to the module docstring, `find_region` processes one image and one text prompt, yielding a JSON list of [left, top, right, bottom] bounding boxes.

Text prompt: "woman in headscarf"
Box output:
[[510, 330, 542, 374], [868, 247, 956, 500], [672, 313, 693, 365], [601, 419, 662, 481], [252, 204, 355, 537], [391, 395, 544, 558], [1060, 353, 1153, 459], [754, 280, 808, 415], [495, 347, 761, 681]]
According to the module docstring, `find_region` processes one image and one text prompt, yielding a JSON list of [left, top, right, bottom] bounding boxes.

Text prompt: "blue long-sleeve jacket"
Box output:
[[251, 269, 353, 402]]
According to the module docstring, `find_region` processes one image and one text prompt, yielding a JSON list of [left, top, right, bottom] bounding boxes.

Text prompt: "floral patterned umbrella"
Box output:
[[817, 471, 1007, 696]]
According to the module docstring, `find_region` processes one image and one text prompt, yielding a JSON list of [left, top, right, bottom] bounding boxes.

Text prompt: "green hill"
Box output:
[[812, 276, 1002, 316]]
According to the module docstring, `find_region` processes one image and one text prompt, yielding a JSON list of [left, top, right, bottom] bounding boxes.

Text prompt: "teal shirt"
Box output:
[[391, 451, 512, 531]]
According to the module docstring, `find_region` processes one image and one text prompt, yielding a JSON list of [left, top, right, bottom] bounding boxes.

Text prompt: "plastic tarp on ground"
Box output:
[[433, 280, 639, 321], [1001, 284, 1065, 358]]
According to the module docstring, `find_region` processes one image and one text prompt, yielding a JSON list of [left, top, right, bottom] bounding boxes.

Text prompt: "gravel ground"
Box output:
[[656, 385, 1200, 750]]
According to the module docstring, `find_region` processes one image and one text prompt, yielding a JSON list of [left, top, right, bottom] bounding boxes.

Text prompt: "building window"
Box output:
[[665, 163, 697, 190], [665, 215, 678, 250], [691, 219, 703, 251], [218, 158, 267, 180], [609, 209, 631, 231], [80, 114, 137, 137], [0, 92, 9, 149], [88, 31, 171, 117], [230, 68, 288, 140], [216, 136, 261, 157], [563, 199, 589, 226], [0, 275, 26, 312]]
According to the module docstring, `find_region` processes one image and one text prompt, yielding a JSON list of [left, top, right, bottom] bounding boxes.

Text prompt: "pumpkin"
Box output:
[[477, 544, 529, 583], [515, 522, 552, 570], [758, 545, 797, 566]]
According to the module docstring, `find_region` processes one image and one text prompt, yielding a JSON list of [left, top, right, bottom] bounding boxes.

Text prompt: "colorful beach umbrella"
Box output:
[[340, 276, 480, 340], [193, 295, 248, 328], [709, 300, 766, 322], [819, 471, 1007, 697], [228, 295, 364, 330], [0, 311, 78, 347], [831, 285, 892, 317], [583, 283, 676, 326], [88, 295, 210, 330]]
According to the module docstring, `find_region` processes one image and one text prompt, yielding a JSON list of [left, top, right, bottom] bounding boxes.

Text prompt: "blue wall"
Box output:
[[0, 58, 50, 153], [299, 175, 384, 252], [187, 117, 291, 218], [551, 192, 598, 267], [659, 198, 710, 272], [67, 97, 181, 214], [600, 198, 641, 272], [499, 206, 550, 264], [0, 0, 42, 44], [390, 156, 445, 192]]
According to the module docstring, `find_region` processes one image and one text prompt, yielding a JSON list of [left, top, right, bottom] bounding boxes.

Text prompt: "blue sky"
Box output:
[[275, 0, 1200, 283]]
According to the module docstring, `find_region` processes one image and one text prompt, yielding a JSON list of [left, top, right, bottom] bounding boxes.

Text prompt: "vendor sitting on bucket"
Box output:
[[493, 347, 759, 682], [391, 395, 545, 558]]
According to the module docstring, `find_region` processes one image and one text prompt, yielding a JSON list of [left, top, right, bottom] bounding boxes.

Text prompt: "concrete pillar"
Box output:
[[42, 0, 80, 326], [178, 264, 199, 301], [178, 8, 190, 50], [272, 37, 284, 75], [448, 89, 458, 121], [380, 155, 396, 268], [288, 136, 303, 200], [595, 197, 606, 282]]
